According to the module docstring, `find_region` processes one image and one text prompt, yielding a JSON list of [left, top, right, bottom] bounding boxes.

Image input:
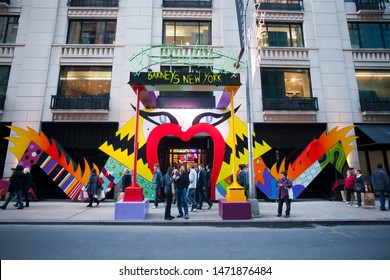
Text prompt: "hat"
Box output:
[[280, 171, 287, 176], [377, 163, 383, 169], [124, 168, 130, 174]]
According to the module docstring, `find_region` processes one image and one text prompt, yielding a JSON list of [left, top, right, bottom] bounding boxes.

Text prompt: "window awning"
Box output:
[[356, 124, 390, 144]]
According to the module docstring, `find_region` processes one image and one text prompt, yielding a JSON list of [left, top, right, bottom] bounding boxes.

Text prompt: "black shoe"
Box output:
[[285, 214, 290, 218], [380, 208, 387, 211], [177, 214, 183, 218], [17, 206, 24, 210], [25, 204, 29, 207], [208, 203, 213, 210], [277, 214, 281, 217], [13, 203, 18, 207], [169, 216, 175, 219], [164, 217, 173, 220], [86, 205, 92, 207], [96, 201, 100, 207], [1, 205, 6, 210], [185, 215, 189, 219]]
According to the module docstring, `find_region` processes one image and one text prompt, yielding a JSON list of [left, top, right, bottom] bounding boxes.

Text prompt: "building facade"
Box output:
[[0, 0, 389, 199]]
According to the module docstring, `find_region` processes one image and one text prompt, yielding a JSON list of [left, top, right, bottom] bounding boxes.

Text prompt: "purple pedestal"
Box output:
[[115, 199, 149, 221], [219, 198, 251, 220]]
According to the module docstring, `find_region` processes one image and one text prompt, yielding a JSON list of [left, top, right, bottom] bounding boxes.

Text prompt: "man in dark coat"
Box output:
[[196, 164, 213, 210], [1, 165, 25, 210], [276, 171, 293, 218], [372, 163, 390, 211]]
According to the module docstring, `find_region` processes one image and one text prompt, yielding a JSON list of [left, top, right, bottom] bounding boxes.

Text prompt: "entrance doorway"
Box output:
[[158, 136, 214, 173]]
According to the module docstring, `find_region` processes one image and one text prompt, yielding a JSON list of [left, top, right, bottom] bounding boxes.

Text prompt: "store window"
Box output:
[[163, 21, 211, 45], [58, 66, 112, 97], [261, 68, 312, 98], [67, 20, 116, 44], [258, 23, 304, 47], [0, 16, 19, 43], [348, 22, 390, 49]]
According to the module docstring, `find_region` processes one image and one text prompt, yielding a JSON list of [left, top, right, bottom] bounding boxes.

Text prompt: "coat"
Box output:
[[276, 177, 293, 199], [9, 170, 25, 192], [121, 174, 132, 191], [344, 175, 355, 190], [371, 168, 390, 191], [85, 174, 99, 196]]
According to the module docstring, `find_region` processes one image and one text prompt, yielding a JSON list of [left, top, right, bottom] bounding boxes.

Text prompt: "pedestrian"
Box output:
[[152, 163, 165, 209], [196, 164, 213, 210], [205, 164, 212, 199], [163, 167, 175, 220], [1, 165, 25, 210], [174, 164, 189, 219], [187, 163, 199, 212], [276, 171, 293, 218], [354, 169, 367, 208], [85, 168, 100, 207], [120, 168, 132, 191], [344, 169, 355, 205], [237, 164, 249, 199], [371, 163, 390, 211], [14, 167, 33, 208]]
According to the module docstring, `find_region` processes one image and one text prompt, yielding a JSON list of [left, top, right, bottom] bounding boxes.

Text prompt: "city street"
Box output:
[[1, 224, 389, 260]]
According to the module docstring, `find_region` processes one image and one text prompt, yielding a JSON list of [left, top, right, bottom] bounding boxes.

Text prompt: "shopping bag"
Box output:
[[82, 191, 89, 199], [340, 190, 347, 202], [117, 192, 124, 201], [362, 192, 375, 206], [77, 191, 85, 201]]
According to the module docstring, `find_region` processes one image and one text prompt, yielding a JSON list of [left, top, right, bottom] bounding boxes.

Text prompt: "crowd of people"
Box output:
[[151, 163, 213, 220], [343, 163, 390, 211]]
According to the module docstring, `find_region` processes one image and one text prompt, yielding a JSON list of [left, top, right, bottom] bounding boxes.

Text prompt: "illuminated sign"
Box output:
[[130, 71, 241, 87]]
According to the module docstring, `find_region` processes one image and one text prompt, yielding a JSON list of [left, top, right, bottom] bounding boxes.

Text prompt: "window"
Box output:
[[0, 66, 10, 95], [163, 21, 211, 45], [356, 70, 390, 99], [258, 23, 304, 47], [261, 68, 312, 98], [348, 22, 390, 49], [0, 16, 19, 43], [67, 20, 116, 44], [58, 66, 112, 97]]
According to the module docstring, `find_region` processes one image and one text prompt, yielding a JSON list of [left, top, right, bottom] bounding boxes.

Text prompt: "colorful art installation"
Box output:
[[4, 121, 356, 201]]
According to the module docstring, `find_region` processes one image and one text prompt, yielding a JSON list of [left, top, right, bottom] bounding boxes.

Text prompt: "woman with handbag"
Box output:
[[354, 169, 367, 208], [344, 169, 355, 205]]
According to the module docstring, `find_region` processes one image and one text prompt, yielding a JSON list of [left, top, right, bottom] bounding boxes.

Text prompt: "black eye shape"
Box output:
[[192, 105, 240, 127]]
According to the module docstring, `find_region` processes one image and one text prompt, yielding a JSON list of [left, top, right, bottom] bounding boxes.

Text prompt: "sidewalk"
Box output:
[[1, 199, 390, 226]]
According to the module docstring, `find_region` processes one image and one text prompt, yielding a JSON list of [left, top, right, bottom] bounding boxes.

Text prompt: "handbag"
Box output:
[[362, 192, 375, 206]]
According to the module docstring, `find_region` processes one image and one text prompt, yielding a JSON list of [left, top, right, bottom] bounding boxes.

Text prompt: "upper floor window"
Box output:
[[58, 66, 112, 97], [357, 70, 390, 99], [0, 65, 10, 95], [258, 23, 304, 47], [163, 21, 211, 45], [67, 20, 116, 44], [261, 68, 312, 98], [67, 0, 119, 7], [0, 16, 19, 44], [255, 0, 304, 11], [162, 0, 212, 8], [348, 22, 390, 49]]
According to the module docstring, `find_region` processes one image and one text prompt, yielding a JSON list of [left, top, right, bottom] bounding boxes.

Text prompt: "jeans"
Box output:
[[378, 190, 390, 210], [154, 185, 165, 207], [176, 188, 188, 216], [198, 187, 212, 209], [2, 190, 23, 208], [277, 198, 291, 215], [164, 191, 173, 218], [356, 190, 362, 206], [187, 188, 198, 210]]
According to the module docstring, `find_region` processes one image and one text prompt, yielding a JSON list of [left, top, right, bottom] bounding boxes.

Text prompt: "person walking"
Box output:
[[354, 169, 367, 208], [344, 169, 355, 205], [85, 168, 100, 207], [371, 163, 390, 211], [174, 165, 189, 219], [197, 164, 213, 210], [187, 164, 199, 212], [152, 163, 165, 209], [276, 171, 293, 218], [14, 167, 33, 208], [163, 167, 175, 220], [1, 165, 25, 210]]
